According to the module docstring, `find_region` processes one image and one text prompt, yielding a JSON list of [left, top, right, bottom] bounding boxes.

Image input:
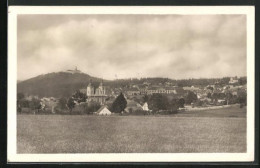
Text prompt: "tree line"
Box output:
[[104, 76, 247, 88]]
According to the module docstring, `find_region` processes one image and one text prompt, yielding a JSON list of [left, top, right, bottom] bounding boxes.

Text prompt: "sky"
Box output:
[[17, 14, 247, 80]]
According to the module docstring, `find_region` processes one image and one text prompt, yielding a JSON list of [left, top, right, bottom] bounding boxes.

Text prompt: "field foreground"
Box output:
[[17, 107, 246, 153]]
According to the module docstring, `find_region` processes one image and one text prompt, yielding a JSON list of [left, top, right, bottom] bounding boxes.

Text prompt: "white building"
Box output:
[[65, 66, 82, 74], [96, 106, 112, 115], [142, 102, 149, 111], [229, 77, 239, 84]]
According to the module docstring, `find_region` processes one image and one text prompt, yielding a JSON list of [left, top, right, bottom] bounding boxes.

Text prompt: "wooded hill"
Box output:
[[17, 72, 105, 98]]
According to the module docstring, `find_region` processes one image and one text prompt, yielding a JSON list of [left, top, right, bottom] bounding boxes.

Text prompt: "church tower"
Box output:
[[97, 80, 105, 95], [87, 80, 94, 96]]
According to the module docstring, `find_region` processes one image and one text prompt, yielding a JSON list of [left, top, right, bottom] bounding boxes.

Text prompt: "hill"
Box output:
[[17, 72, 106, 98]]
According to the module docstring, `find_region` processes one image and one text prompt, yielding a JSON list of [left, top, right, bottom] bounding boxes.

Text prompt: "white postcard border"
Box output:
[[8, 6, 255, 162]]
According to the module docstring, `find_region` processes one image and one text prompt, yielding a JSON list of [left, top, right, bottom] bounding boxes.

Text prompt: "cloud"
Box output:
[[17, 14, 247, 80]]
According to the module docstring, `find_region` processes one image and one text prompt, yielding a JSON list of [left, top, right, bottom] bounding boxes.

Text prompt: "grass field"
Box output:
[[17, 106, 246, 153], [175, 105, 246, 118]]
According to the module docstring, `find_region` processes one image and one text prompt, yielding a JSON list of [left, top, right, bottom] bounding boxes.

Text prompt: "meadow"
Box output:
[[17, 106, 246, 153]]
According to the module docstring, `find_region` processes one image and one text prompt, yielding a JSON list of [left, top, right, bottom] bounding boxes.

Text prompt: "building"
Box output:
[[24, 95, 39, 101], [183, 86, 200, 92], [124, 88, 140, 96], [95, 105, 112, 115], [66, 66, 82, 74], [146, 87, 158, 95], [229, 77, 239, 84], [142, 102, 149, 111], [146, 86, 178, 95], [165, 87, 177, 94], [80, 81, 107, 105], [40, 97, 58, 113]]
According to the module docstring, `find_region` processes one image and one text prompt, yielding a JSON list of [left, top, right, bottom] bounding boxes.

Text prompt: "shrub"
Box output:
[[72, 104, 86, 114], [85, 102, 101, 114], [21, 107, 32, 114], [157, 110, 177, 115], [148, 94, 169, 111], [130, 109, 147, 115]]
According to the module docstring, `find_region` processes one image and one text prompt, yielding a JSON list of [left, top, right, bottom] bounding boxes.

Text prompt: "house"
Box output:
[[146, 86, 183, 95], [146, 87, 159, 95], [217, 99, 226, 105], [200, 97, 211, 102], [165, 81, 172, 86], [95, 105, 112, 115], [229, 77, 239, 84], [232, 91, 238, 96], [146, 86, 168, 95], [156, 87, 167, 94], [142, 102, 149, 111], [25, 95, 39, 101], [218, 99, 226, 103], [40, 97, 58, 113], [165, 87, 177, 94]]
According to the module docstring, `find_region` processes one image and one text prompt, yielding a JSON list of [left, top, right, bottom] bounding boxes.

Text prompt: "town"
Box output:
[[17, 69, 247, 116]]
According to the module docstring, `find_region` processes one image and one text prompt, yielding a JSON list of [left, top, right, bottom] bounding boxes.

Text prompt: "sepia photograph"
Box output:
[[8, 6, 255, 162]]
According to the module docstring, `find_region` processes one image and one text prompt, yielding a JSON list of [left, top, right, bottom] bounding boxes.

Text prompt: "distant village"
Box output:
[[17, 68, 247, 116]]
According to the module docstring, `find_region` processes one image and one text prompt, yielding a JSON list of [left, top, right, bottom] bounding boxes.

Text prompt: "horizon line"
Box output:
[[17, 70, 247, 82]]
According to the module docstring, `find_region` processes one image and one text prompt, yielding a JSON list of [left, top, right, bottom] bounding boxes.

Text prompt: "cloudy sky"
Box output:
[[17, 14, 246, 80]]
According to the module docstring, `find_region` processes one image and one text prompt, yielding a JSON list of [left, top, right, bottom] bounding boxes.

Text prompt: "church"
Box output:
[[80, 81, 107, 105]]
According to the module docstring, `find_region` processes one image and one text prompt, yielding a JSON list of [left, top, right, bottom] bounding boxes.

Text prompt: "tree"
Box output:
[[17, 92, 25, 113], [185, 91, 198, 104], [110, 92, 127, 113], [168, 98, 179, 114], [207, 86, 214, 91], [72, 90, 87, 104], [29, 98, 41, 113], [148, 94, 169, 112], [239, 77, 247, 85], [196, 100, 203, 107], [178, 98, 185, 108], [211, 93, 219, 101], [207, 92, 212, 98], [20, 99, 29, 108], [225, 92, 233, 105], [143, 95, 149, 103], [58, 97, 68, 110], [17, 92, 25, 101], [64, 90, 87, 114], [67, 97, 75, 114], [238, 91, 247, 107]]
